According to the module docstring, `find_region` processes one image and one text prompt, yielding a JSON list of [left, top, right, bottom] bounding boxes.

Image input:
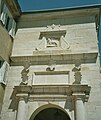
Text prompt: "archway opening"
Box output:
[[33, 107, 71, 120]]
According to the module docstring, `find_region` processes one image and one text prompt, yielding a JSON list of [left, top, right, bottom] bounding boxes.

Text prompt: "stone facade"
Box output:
[[0, 1, 101, 120]]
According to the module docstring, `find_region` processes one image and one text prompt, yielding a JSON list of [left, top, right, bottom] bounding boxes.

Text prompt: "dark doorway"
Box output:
[[34, 108, 71, 120]]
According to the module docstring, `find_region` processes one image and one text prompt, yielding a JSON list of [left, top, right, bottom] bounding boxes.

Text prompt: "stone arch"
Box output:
[[29, 103, 71, 120]]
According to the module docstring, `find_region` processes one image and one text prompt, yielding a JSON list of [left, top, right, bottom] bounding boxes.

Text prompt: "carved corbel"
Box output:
[[72, 62, 82, 84], [20, 62, 31, 85], [46, 60, 56, 71]]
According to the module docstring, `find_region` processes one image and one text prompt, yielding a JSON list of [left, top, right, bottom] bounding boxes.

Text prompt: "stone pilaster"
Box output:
[[17, 96, 28, 120], [72, 93, 88, 120]]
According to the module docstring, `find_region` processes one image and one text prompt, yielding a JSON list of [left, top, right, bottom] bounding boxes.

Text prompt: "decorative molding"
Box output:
[[10, 52, 98, 66], [46, 24, 61, 30], [10, 84, 91, 102], [9, 84, 91, 110]]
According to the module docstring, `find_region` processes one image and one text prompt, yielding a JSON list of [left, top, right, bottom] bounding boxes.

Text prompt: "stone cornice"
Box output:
[[10, 52, 98, 66], [18, 8, 99, 22], [11, 84, 91, 102]]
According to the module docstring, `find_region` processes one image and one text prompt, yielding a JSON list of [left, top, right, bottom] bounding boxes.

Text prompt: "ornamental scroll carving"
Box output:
[[20, 62, 30, 85], [72, 63, 82, 84]]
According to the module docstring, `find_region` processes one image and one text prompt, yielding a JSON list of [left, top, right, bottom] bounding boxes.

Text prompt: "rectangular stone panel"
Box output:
[[33, 71, 69, 85]]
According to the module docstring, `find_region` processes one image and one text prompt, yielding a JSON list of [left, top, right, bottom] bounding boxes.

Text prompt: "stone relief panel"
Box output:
[[34, 24, 70, 50], [46, 38, 59, 47]]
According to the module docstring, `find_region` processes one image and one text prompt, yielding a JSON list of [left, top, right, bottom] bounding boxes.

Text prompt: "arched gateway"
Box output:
[[29, 104, 71, 120], [12, 85, 90, 120]]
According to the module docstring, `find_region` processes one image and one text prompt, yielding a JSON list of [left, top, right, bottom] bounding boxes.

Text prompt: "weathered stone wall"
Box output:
[[13, 17, 97, 56]]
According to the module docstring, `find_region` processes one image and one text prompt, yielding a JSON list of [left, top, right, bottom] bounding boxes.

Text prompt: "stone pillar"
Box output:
[[17, 97, 27, 120], [74, 96, 85, 120]]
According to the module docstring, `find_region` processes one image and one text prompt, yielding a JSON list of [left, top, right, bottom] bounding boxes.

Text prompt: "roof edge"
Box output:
[[21, 4, 101, 14]]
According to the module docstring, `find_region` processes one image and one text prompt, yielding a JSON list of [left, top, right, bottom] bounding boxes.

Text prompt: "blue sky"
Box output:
[[18, 0, 101, 12]]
